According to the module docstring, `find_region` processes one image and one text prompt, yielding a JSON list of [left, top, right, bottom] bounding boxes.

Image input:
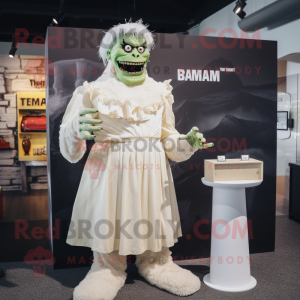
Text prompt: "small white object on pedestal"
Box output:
[[201, 178, 262, 292]]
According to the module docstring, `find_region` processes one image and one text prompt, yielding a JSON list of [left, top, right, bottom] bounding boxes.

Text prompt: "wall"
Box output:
[[276, 74, 298, 199], [277, 76, 298, 176], [0, 42, 45, 57], [0, 54, 47, 190], [278, 58, 300, 199], [188, 0, 300, 60]]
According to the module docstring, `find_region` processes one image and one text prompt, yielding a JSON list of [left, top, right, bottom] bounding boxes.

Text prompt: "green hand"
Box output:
[[179, 126, 214, 149], [78, 108, 103, 140]]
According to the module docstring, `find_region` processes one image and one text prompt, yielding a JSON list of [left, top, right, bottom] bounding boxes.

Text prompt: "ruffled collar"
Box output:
[[83, 63, 173, 121]]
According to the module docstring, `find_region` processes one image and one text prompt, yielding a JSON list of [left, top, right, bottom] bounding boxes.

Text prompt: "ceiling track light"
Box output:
[[233, 0, 247, 19], [51, 11, 66, 26], [51, 0, 66, 26], [9, 34, 17, 58], [9, 47, 17, 58]]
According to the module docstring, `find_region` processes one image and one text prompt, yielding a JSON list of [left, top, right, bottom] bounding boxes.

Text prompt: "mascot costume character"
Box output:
[[59, 20, 213, 300]]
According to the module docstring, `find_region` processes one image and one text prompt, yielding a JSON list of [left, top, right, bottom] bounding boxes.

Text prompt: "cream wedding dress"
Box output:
[[59, 62, 196, 255]]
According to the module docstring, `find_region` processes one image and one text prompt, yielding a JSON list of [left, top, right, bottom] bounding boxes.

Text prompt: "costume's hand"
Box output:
[[179, 126, 214, 149], [78, 108, 103, 140]]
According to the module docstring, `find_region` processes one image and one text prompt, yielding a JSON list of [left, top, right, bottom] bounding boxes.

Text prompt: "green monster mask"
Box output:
[[106, 35, 150, 86]]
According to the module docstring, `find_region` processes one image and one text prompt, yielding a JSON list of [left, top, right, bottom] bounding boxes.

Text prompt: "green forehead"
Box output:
[[114, 35, 146, 47]]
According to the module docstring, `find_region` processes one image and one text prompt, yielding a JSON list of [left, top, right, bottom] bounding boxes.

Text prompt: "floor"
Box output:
[[0, 189, 50, 263], [1, 215, 299, 300], [0, 183, 293, 299], [0, 190, 48, 222]]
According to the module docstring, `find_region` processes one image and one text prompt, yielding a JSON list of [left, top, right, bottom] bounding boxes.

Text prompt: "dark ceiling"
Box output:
[[0, 0, 234, 43]]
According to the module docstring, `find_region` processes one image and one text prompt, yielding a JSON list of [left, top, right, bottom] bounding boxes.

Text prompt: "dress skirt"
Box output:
[[66, 138, 182, 256]]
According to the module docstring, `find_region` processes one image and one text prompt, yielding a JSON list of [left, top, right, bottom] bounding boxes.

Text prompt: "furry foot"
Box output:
[[74, 251, 127, 300], [136, 247, 200, 296]]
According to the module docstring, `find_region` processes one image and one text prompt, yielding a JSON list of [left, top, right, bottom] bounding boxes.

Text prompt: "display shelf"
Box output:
[[19, 132, 46, 135], [17, 91, 47, 163], [19, 155, 47, 161], [19, 108, 45, 110]]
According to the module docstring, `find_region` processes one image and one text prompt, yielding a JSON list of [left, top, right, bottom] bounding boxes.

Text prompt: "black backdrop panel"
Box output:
[[46, 27, 277, 268]]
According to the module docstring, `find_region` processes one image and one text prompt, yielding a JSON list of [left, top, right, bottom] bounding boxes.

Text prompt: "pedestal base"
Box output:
[[203, 274, 257, 292], [201, 178, 262, 292]]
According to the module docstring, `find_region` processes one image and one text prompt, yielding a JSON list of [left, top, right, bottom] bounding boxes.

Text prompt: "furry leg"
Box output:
[[74, 251, 127, 300], [136, 247, 200, 296]]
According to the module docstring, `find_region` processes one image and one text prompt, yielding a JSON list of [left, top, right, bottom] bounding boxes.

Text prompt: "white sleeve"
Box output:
[[163, 134, 197, 163], [59, 85, 93, 163]]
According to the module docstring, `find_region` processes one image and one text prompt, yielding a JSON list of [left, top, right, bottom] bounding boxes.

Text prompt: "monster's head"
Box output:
[[99, 20, 154, 85]]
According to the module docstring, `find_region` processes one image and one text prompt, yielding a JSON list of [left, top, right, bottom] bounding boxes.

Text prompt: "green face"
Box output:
[[107, 35, 150, 85]]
